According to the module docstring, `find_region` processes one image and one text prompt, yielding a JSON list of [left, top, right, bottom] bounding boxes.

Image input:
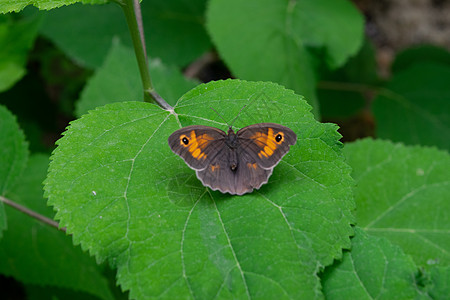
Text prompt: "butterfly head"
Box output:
[[210, 105, 247, 132]]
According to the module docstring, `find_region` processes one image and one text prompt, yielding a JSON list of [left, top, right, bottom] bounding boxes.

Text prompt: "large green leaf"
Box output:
[[45, 79, 354, 299], [0, 13, 41, 92], [0, 154, 114, 300], [373, 62, 450, 151], [207, 0, 364, 115], [40, 0, 210, 68], [76, 41, 198, 117], [344, 138, 450, 267], [0, 0, 106, 13], [322, 227, 421, 299]]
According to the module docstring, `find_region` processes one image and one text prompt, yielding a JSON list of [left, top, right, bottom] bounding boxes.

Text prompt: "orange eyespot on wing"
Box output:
[[250, 128, 285, 159], [178, 130, 215, 160]]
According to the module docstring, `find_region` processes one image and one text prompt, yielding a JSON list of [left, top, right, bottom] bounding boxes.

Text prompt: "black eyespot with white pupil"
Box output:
[[275, 134, 283, 143], [182, 137, 189, 145]]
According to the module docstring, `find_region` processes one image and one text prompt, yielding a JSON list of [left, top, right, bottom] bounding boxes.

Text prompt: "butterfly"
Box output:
[[168, 120, 297, 195]]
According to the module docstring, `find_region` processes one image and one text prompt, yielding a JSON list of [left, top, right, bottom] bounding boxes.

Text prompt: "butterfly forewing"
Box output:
[[168, 125, 227, 171], [237, 123, 297, 169]]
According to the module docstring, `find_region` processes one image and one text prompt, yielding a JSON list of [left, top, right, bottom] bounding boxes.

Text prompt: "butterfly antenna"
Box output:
[[230, 105, 247, 128], [210, 107, 230, 127]]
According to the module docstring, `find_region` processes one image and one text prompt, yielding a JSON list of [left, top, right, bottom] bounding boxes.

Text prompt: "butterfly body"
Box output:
[[168, 123, 297, 195]]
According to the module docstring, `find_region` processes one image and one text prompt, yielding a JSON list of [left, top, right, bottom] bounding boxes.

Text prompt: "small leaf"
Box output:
[[373, 62, 450, 151], [322, 227, 420, 299], [0, 154, 114, 300], [0, 13, 41, 92], [45, 79, 354, 298], [40, 0, 211, 68], [344, 138, 450, 267], [75, 41, 198, 117], [0, 105, 28, 196], [207, 0, 364, 113]]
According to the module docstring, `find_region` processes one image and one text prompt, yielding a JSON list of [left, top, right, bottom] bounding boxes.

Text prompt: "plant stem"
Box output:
[[0, 196, 65, 232], [117, 0, 172, 110]]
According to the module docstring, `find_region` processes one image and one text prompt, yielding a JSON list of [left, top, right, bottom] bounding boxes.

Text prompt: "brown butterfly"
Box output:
[[168, 121, 297, 195]]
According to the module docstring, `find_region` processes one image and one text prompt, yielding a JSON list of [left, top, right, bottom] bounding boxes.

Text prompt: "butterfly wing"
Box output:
[[169, 123, 297, 195], [168, 125, 227, 171], [194, 145, 270, 195], [237, 123, 297, 169]]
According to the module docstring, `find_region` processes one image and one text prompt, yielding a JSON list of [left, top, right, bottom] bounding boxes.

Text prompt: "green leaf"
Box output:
[[0, 104, 28, 238], [0, 13, 41, 92], [392, 45, 450, 74], [0, 105, 28, 196], [0, 0, 107, 13], [322, 227, 420, 299], [344, 138, 450, 267], [75, 40, 198, 117], [0, 154, 114, 300], [0, 106, 24, 237], [141, 0, 211, 67], [373, 62, 450, 151], [45, 79, 354, 299], [318, 38, 378, 119], [207, 0, 364, 114], [40, 3, 129, 68], [40, 0, 210, 68]]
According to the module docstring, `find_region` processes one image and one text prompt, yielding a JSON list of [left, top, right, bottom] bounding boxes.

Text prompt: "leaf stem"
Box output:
[[116, 0, 172, 110], [0, 196, 65, 232]]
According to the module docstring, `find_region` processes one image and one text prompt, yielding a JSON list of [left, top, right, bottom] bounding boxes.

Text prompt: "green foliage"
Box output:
[[318, 38, 378, 119], [0, 12, 41, 92], [40, 0, 210, 68], [0, 0, 448, 298], [392, 44, 450, 73], [322, 227, 421, 299], [0, 0, 107, 13], [0, 105, 28, 196], [76, 40, 198, 117], [373, 63, 450, 150], [207, 0, 364, 115], [0, 204, 5, 238], [0, 154, 114, 299], [45, 80, 355, 298], [344, 138, 450, 267], [427, 266, 450, 299]]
